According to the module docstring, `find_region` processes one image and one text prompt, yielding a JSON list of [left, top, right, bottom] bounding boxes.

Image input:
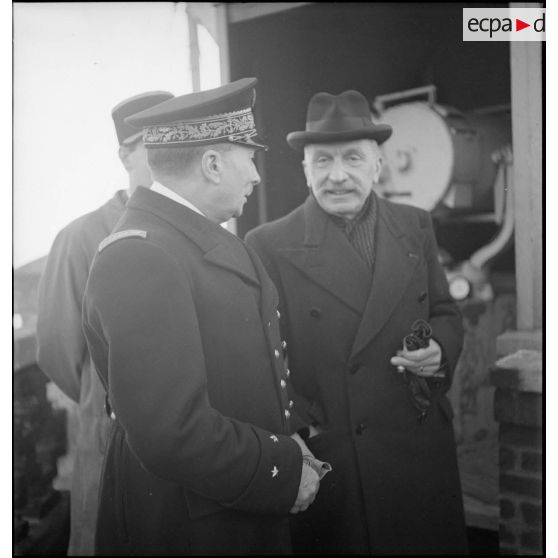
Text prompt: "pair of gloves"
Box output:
[[396, 319, 446, 423]]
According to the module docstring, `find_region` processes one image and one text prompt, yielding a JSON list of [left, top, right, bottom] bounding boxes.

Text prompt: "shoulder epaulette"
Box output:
[[98, 229, 147, 253]]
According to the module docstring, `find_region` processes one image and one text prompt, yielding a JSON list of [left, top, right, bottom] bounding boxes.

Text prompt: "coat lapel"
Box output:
[[349, 199, 421, 358], [128, 187, 260, 288], [203, 243, 261, 287], [278, 196, 372, 314]]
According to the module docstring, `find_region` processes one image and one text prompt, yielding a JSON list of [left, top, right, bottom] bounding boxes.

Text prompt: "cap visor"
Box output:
[[232, 138, 268, 151], [121, 131, 144, 146]]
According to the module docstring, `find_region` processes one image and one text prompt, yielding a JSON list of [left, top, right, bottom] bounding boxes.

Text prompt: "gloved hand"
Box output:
[[389, 319, 446, 423], [390, 338, 442, 378]]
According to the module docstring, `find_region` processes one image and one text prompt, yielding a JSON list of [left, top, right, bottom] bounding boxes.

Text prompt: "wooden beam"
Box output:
[[509, 38, 543, 330], [188, 12, 201, 92], [226, 2, 311, 24]]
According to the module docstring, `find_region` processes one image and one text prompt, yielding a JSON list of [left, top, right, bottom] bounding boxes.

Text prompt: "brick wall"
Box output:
[[491, 348, 542, 555]]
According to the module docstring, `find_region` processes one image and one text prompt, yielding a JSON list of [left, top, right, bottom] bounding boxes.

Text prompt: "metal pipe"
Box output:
[[470, 147, 514, 269]]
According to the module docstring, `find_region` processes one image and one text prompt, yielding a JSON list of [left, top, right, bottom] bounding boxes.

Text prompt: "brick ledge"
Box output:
[[491, 350, 542, 394]]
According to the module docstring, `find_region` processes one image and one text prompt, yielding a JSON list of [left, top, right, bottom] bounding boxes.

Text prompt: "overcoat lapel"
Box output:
[[128, 187, 260, 288], [278, 196, 371, 314], [349, 200, 420, 358], [203, 243, 260, 288]]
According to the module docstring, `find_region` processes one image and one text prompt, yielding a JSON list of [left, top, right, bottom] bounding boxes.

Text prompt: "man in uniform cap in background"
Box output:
[[36, 90, 173, 555], [246, 89, 468, 554], [82, 78, 326, 555]]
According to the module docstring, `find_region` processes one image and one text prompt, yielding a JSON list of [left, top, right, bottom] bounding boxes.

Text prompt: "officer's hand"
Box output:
[[390, 338, 442, 377], [289, 462, 320, 514]]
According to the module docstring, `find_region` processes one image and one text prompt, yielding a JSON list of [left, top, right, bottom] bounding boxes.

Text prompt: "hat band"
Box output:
[[143, 108, 258, 147], [306, 115, 373, 133]]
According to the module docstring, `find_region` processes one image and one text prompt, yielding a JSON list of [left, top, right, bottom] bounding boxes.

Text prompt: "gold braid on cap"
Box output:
[[143, 107, 258, 146]]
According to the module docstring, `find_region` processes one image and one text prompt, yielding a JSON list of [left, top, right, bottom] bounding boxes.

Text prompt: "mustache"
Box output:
[[323, 186, 356, 193]]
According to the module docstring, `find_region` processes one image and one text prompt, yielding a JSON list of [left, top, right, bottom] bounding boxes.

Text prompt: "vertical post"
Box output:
[[215, 3, 239, 234], [491, 7, 543, 553], [216, 3, 230, 85], [188, 13, 200, 92], [509, 37, 542, 330], [215, 3, 268, 229], [253, 96, 269, 226]]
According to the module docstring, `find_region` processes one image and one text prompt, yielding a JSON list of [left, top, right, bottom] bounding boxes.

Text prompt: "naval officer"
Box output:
[[82, 78, 322, 555]]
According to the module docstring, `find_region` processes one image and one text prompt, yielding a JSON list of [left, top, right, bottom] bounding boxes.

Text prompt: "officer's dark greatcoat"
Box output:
[[83, 187, 302, 555], [246, 195, 468, 555]]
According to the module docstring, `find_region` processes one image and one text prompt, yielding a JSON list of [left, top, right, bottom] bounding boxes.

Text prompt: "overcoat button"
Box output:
[[285, 368, 291, 378], [289, 400, 294, 409], [284, 409, 291, 419], [281, 340, 287, 350], [274, 349, 281, 358], [355, 423, 367, 435], [110, 411, 116, 420], [418, 291, 428, 302], [276, 310, 281, 319], [280, 379, 287, 389], [310, 307, 322, 319]]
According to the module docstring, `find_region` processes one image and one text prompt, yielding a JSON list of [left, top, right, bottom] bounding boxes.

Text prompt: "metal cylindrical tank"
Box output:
[[376, 102, 511, 214]]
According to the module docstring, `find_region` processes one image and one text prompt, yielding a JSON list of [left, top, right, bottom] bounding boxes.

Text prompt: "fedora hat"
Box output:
[[287, 90, 392, 151]]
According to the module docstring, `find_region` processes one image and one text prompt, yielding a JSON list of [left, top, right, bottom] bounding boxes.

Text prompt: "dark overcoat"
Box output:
[[82, 187, 302, 556], [246, 195, 468, 555]]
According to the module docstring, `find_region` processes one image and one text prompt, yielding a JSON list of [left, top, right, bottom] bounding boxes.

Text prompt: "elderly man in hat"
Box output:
[[245, 90, 468, 555], [82, 78, 326, 556], [37, 90, 173, 555]]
